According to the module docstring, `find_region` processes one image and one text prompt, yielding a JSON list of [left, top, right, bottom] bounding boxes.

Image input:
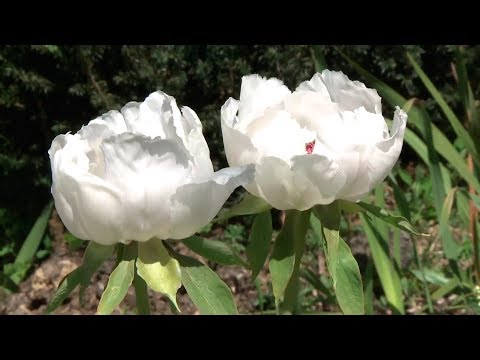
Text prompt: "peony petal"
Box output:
[[252, 157, 300, 210], [169, 165, 255, 240], [221, 98, 259, 167], [100, 132, 192, 242], [338, 107, 388, 148], [52, 173, 123, 245], [121, 91, 179, 139], [180, 106, 214, 180], [87, 110, 128, 135], [295, 73, 332, 102], [365, 106, 407, 190], [291, 154, 347, 207], [318, 70, 382, 114], [283, 91, 343, 142], [236, 74, 291, 131], [244, 108, 317, 162], [334, 145, 373, 201], [49, 134, 124, 245]]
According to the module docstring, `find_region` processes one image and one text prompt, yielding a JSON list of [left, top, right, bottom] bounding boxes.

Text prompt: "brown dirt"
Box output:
[[0, 210, 269, 315]]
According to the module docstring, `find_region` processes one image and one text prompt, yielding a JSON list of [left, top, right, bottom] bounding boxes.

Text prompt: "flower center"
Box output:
[[305, 140, 316, 154]]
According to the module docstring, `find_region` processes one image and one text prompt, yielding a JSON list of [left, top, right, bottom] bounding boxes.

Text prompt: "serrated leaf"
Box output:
[[246, 211, 273, 279], [172, 251, 238, 315], [137, 239, 181, 311], [182, 236, 247, 267]]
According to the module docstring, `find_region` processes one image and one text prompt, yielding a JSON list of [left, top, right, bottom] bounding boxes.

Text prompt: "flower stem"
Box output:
[[133, 261, 150, 315]]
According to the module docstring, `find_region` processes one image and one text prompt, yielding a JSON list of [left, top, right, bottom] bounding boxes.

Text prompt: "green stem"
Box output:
[[133, 260, 150, 315]]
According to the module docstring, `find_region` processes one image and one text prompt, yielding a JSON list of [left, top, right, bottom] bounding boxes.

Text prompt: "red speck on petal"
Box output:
[[305, 140, 316, 154]]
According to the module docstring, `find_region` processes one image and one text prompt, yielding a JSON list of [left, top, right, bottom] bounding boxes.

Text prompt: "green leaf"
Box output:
[[182, 236, 247, 267], [410, 268, 450, 286], [97, 244, 136, 315], [137, 239, 181, 311], [364, 260, 374, 315], [392, 123, 452, 195], [300, 268, 335, 303], [415, 106, 459, 260], [361, 215, 405, 314], [269, 210, 311, 308], [470, 193, 480, 211], [0, 271, 19, 292], [215, 193, 271, 222], [431, 279, 459, 301], [46, 267, 83, 313], [439, 188, 462, 259], [172, 251, 238, 315], [311, 45, 327, 72], [80, 242, 115, 287], [337, 199, 365, 214], [313, 203, 364, 315], [79, 242, 115, 301], [11, 202, 53, 284], [333, 237, 364, 315], [407, 52, 478, 164], [246, 211, 273, 279], [133, 268, 150, 315], [356, 201, 428, 236], [46, 241, 114, 314], [455, 46, 480, 153]]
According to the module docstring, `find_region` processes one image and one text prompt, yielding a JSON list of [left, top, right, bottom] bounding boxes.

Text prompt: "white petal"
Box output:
[[244, 108, 317, 162], [121, 91, 178, 138], [253, 155, 345, 210], [87, 110, 128, 135], [291, 154, 347, 207], [236, 74, 291, 131], [336, 107, 388, 151], [318, 70, 382, 114], [283, 91, 343, 142], [295, 73, 332, 102], [221, 98, 259, 167], [49, 134, 123, 245], [169, 165, 255, 239], [334, 145, 373, 200], [100, 132, 192, 241], [365, 106, 407, 189], [180, 106, 214, 180]]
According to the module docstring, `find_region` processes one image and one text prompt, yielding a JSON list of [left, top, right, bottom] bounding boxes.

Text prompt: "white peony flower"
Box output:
[[49, 91, 253, 245], [221, 70, 407, 210]]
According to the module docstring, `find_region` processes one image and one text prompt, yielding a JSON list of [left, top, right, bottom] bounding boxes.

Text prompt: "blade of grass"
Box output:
[[390, 174, 434, 313], [406, 52, 478, 164]]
